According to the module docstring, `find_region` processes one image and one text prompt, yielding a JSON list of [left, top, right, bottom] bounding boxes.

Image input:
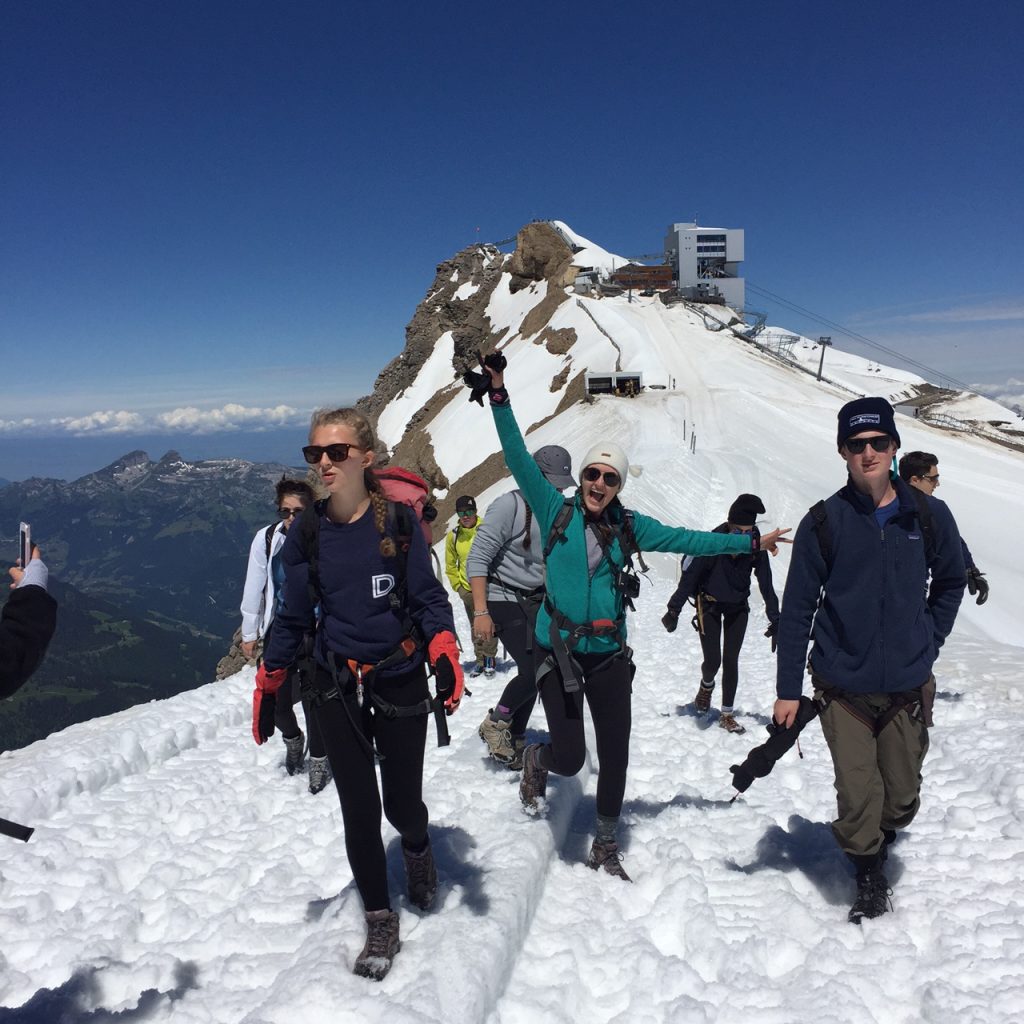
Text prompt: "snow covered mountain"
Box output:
[[2, 223, 1023, 1023]]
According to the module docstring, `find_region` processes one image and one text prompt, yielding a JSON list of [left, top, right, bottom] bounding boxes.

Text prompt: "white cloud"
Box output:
[[56, 410, 147, 434], [0, 404, 309, 438], [974, 379, 1024, 414], [154, 404, 305, 433], [882, 301, 1024, 326], [0, 417, 38, 434]]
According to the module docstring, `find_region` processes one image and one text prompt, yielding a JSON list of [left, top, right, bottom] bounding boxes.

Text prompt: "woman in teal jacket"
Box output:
[[479, 360, 790, 880]]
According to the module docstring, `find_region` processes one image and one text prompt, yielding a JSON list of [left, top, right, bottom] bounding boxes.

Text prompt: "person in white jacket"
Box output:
[[239, 476, 329, 793]]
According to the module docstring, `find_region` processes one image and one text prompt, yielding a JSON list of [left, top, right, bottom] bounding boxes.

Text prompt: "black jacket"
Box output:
[[0, 585, 58, 699], [667, 523, 780, 620]]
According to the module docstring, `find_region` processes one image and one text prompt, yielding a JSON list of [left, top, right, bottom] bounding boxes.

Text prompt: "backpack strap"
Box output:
[[907, 486, 937, 565], [263, 522, 277, 563], [543, 498, 576, 558], [810, 500, 831, 568]]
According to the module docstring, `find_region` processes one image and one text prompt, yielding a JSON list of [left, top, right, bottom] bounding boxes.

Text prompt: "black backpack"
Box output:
[[293, 498, 418, 634], [810, 487, 936, 570], [543, 497, 649, 609]]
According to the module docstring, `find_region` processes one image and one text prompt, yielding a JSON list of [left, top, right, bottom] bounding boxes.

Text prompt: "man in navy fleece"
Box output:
[[773, 397, 966, 924]]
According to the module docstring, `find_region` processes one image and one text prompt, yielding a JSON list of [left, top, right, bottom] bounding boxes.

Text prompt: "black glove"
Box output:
[[764, 621, 778, 654], [966, 568, 989, 606], [463, 350, 509, 405], [256, 691, 277, 744], [432, 653, 463, 715], [661, 610, 679, 633]]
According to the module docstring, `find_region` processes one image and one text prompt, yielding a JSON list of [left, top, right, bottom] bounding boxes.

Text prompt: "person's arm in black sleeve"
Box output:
[[927, 500, 966, 646], [0, 585, 58, 699], [754, 550, 781, 624], [776, 513, 825, 700], [261, 525, 315, 671]]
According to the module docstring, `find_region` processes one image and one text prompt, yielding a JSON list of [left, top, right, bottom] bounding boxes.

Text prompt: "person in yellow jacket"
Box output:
[[446, 495, 499, 677]]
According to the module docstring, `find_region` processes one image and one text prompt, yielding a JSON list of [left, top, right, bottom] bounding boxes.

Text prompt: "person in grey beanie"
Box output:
[[469, 446, 575, 769]]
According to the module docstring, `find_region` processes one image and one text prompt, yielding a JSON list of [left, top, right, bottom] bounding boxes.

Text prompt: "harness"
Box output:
[[541, 498, 646, 692]]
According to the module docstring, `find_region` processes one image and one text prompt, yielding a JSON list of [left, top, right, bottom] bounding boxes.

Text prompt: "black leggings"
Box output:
[[491, 596, 541, 736], [311, 663, 430, 912], [274, 668, 325, 757], [535, 649, 632, 819], [699, 602, 749, 708]]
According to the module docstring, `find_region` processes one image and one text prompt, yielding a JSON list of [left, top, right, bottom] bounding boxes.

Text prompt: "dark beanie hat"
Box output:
[[455, 495, 477, 514], [837, 397, 901, 450], [728, 493, 765, 527]]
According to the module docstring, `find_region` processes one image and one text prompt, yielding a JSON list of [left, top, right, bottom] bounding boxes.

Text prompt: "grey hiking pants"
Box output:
[[815, 679, 931, 858]]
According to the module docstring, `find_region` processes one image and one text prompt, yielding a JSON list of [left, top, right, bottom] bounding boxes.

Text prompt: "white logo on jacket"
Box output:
[[372, 574, 396, 599]]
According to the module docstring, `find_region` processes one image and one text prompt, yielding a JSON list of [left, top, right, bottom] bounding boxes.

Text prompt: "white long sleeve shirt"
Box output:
[[239, 522, 287, 642]]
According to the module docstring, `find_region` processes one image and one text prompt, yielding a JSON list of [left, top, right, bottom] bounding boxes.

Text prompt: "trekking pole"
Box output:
[[1, 816, 34, 842]]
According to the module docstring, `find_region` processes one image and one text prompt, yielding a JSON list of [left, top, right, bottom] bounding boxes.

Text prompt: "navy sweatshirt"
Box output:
[[776, 477, 965, 699], [263, 503, 455, 678]]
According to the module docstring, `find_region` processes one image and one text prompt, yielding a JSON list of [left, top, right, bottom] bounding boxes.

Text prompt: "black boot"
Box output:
[[847, 852, 892, 924], [401, 838, 438, 912]]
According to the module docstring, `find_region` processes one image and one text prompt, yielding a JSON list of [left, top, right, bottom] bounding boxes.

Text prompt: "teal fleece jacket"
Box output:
[[491, 400, 752, 654]]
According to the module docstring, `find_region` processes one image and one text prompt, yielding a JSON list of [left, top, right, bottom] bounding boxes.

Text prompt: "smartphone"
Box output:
[[18, 522, 31, 567]]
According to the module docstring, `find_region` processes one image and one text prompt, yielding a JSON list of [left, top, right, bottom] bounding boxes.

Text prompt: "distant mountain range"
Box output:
[[0, 450, 308, 751]]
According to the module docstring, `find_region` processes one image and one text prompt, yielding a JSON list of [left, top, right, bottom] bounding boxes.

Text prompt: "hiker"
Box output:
[[445, 495, 499, 678], [254, 407, 463, 982], [899, 451, 987, 605], [1, 545, 57, 699], [475, 357, 791, 880], [662, 493, 780, 734], [774, 397, 966, 924], [470, 446, 575, 770], [239, 476, 330, 793]]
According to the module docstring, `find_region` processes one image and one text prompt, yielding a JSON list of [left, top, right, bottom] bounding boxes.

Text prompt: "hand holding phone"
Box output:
[[18, 522, 31, 568]]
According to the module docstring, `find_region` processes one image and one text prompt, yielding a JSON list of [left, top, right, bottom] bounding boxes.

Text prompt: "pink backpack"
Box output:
[[372, 467, 438, 544]]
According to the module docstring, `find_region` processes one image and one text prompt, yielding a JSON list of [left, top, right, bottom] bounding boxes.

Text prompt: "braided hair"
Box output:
[[308, 406, 395, 558]]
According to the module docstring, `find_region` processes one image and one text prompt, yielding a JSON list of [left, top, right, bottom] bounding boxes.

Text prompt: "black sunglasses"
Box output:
[[582, 466, 621, 488], [844, 436, 892, 455], [278, 507, 303, 519], [302, 443, 363, 465]]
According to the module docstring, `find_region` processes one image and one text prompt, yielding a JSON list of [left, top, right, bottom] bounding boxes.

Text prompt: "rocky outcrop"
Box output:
[[508, 222, 577, 293], [357, 244, 507, 428]]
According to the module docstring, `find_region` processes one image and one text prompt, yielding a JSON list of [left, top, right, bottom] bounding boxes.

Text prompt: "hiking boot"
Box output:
[[848, 869, 892, 924], [402, 839, 438, 911], [483, 656, 496, 679], [478, 710, 514, 764], [694, 683, 713, 716], [469, 663, 485, 679], [283, 732, 305, 775], [519, 743, 548, 809], [587, 839, 633, 882], [308, 755, 332, 795], [508, 736, 527, 771], [718, 712, 746, 734], [353, 909, 401, 981]]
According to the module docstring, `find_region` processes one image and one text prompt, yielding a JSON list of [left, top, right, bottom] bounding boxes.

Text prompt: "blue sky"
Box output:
[[2, 0, 1022, 481]]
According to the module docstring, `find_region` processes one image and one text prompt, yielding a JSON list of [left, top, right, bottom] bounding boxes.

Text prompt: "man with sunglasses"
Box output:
[[446, 495, 499, 678], [239, 476, 330, 793], [898, 450, 988, 605], [774, 397, 966, 923]]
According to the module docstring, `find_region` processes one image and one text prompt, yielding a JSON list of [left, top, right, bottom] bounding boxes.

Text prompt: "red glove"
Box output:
[[252, 664, 289, 744], [427, 630, 464, 715]]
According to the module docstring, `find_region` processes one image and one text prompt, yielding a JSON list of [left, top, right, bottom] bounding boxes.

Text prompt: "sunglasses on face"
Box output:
[[458, 510, 476, 519], [302, 443, 363, 465], [919, 473, 940, 483], [844, 436, 892, 455], [582, 467, 621, 488], [278, 507, 303, 520]]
